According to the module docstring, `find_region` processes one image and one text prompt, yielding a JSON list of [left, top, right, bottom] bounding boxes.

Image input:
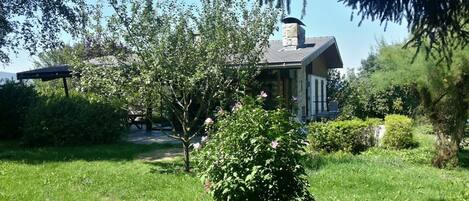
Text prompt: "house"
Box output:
[[259, 17, 343, 121]]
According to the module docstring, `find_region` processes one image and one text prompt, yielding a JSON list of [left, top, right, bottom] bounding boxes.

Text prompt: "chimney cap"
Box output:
[[282, 17, 305, 26]]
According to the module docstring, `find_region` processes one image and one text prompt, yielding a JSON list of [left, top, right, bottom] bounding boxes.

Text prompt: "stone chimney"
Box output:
[[282, 17, 305, 49]]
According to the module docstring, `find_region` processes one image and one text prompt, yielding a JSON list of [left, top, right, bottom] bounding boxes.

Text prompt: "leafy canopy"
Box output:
[[1, 0, 87, 63]]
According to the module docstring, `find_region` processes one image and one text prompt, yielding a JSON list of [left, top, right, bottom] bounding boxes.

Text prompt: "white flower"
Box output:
[[204, 117, 214, 125], [217, 108, 225, 116], [260, 91, 268, 98], [201, 136, 209, 143], [232, 102, 242, 112], [271, 140, 279, 149], [193, 142, 201, 150], [292, 96, 298, 101]]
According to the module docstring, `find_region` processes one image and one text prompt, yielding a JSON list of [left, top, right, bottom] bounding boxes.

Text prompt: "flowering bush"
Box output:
[[194, 97, 314, 201]]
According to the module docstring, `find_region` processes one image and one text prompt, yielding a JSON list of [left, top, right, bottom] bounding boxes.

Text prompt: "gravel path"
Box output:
[[126, 126, 180, 145]]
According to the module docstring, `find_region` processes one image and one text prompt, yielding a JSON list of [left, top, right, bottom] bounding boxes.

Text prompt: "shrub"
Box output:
[[308, 119, 380, 154], [0, 81, 37, 139], [381, 114, 414, 149], [194, 98, 313, 201], [21, 94, 127, 146]]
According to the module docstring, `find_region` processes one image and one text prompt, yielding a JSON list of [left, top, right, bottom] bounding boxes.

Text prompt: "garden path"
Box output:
[[127, 126, 179, 145], [127, 126, 201, 162]]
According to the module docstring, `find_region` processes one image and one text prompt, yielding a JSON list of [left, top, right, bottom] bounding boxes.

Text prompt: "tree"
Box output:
[[369, 43, 468, 167], [1, 0, 87, 63], [326, 69, 347, 104], [257, 0, 307, 18], [338, 0, 469, 64], [80, 0, 278, 172]]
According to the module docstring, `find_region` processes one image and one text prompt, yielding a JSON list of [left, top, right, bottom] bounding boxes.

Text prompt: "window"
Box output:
[[321, 80, 324, 111], [315, 79, 319, 115]]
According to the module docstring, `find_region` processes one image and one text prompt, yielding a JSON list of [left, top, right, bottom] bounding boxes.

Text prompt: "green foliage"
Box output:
[[0, 81, 38, 139], [85, 0, 280, 171], [339, 0, 469, 64], [326, 69, 347, 104], [369, 43, 468, 167], [21, 94, 127, 146], [1, 0, 85, 63], [364, 128, 436, 165], [195, 98, 313, 201], [308, 119, 380, 154], [307, 132, 469, 201], [338, 56, 420, 119], [381, 115, 415, 149]]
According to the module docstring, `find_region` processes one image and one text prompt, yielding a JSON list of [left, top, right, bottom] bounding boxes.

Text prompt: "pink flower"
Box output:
[[204, 117, 214, 125], [259, 91, 268, 98], [271, 140, 279, 149], [192, 142, 201, 150]]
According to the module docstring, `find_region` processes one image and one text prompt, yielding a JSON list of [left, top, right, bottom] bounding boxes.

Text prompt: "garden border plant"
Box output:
[[21, 93, 127, 146], [0, 80, 37, 140], [381, 114, 415, 149], [307, 118, 381, 154]]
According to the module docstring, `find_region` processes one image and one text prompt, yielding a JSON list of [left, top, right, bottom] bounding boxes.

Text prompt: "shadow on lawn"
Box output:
[[148, 160, 190, 175], [0, 140, 178, 164], [459, 149, 469, 169]]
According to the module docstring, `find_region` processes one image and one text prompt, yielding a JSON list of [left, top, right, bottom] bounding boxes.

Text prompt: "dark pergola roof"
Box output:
[[16, 64, 73, 97], [16, 64, 72, 81]]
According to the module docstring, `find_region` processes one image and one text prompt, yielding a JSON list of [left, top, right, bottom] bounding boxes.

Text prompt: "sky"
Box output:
[[2, 0, 409, 73]]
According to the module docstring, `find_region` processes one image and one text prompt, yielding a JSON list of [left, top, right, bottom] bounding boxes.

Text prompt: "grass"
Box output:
[[306, 128, 469, 201], [0, 142, 211, 201], [0, 125, 468, 200]]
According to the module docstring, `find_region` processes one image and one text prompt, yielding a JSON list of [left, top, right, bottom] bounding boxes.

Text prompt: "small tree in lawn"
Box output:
[[107, 0, 278, 171]]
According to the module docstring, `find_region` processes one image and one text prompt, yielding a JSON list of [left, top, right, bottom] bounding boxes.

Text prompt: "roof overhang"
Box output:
[[302, 38, 343, 69], [260, 62, 302, 70], [261, 37, 343, 69]]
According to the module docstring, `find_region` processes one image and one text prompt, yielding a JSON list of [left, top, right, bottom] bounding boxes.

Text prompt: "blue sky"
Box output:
[[3, 0, 409, 73]]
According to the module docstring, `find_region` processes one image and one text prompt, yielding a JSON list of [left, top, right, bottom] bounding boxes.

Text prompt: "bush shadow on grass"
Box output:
[[302, 152, 362, 171], [459, 149, 469, 169], [0, 140, 178, 164], [147, 159, 190, 175]]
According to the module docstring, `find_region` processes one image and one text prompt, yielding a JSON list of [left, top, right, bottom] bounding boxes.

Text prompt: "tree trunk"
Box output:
[[146, 107, 153, 131], [427, 82, 467, 168], [183, 140, 190, 172], [432, 124, 461, 168]]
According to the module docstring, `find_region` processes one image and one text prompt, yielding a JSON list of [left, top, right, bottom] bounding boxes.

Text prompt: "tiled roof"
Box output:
[[262, 36, 338, 67]]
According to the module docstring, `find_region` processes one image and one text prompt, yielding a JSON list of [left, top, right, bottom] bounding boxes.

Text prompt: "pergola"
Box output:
[[16, 64, 73, 97]]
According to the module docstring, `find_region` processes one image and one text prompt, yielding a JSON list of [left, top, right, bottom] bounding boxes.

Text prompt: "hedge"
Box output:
[[0, 81, 37, 139], [21, 94, 127, 146], [381, 114, 415, 149], [307, 119, 381, 154]]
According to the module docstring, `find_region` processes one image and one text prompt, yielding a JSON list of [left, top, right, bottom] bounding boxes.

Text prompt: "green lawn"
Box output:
[[0, 142, 210, 201], [0, 128, 468, 201], [307, 132, 469, 201]]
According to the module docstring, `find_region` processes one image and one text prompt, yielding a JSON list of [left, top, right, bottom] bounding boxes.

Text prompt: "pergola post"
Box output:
[[62, 77, 69, 97]]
